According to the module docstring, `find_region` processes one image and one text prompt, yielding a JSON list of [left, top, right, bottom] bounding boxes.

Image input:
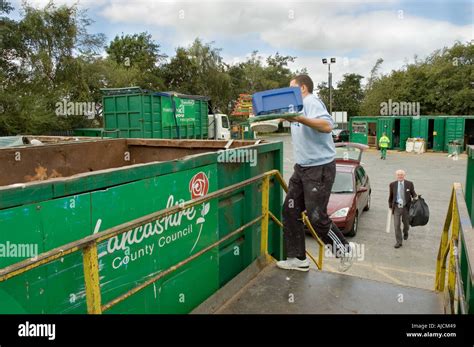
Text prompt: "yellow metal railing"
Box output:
[[435, 183, 474, 314], [0, 169, 324, 314]]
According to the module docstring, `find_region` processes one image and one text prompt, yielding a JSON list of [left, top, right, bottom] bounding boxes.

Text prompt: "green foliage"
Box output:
[[228, 51, 295, 94], [105, 32, 165, 90], [0, 1, 14, 14], [106, 32, 164, 71], [162, 40, 230, 112], [317, 74, 365, 117], [361, 42, 473, 116], [335, 74, 365, 117], [162, 42, 296, 114], [365, 58, 384, 92], [316, 81, 330, 108], [226, 51, 297, 114], [0, 1, 105, 135]]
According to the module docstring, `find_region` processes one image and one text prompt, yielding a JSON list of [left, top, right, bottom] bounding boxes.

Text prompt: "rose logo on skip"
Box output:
[[189, 172, 209, 199], [190, 172, 211, 227]]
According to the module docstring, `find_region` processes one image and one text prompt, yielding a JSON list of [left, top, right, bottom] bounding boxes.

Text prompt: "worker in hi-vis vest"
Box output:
[[379, 132, 390, 160]]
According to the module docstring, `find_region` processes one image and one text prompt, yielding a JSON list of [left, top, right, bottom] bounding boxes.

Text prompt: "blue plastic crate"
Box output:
[[252, 87, 303, 116]]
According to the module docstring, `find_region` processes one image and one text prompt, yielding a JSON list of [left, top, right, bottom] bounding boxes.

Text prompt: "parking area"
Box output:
[[262, 133, 467, 290]]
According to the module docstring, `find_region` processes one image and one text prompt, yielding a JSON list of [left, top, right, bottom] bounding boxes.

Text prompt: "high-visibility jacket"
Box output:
[[379, 135, 390, 148]]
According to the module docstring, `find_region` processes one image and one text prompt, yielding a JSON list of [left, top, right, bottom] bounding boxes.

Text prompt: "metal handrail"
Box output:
[[435, 182, 474, 314], [0, 169, 325, 314]]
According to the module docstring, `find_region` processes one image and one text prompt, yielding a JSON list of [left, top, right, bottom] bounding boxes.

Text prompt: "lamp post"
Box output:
[[322, 57, 336, 116]]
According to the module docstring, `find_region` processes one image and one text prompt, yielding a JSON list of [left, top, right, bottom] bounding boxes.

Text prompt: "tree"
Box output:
[[105, 32, 166, 91], [264, 52, 296, 88], [316, 74, 364, 117], [18, 1, 104, 86], [187, 39, 232, 112], [162, 39, 232, 112], [366, 58, 384, 91], [316, 81, 330, 108], [361, 42, 473, 116], [226, 51, 298, 115], [0, 1, 106, 135], [162, 47, 199, 93], [334, 73, 365, 117], [106, 32, 164, 71]]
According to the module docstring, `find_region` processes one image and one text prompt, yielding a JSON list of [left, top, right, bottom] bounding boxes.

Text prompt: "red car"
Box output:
[[328, 143, 371, 236]]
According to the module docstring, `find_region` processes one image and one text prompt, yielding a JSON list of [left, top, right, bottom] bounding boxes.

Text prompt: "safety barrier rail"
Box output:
[[435, 183, 474, 314], [0, 170, 324, 314]]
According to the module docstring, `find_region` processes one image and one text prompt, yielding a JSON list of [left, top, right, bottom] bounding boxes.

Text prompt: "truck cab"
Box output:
[[208, 114, 231, 140]]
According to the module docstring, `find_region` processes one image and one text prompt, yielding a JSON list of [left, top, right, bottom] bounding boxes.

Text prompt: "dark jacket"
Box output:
[[388, 180, 417, 213]]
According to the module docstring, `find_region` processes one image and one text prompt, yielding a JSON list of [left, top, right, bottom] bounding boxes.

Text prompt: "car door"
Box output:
[[362, 166, 370, 192], [355, 167, 368, 211], [354, 168, 363, 213], [357, 166, 369, 207]]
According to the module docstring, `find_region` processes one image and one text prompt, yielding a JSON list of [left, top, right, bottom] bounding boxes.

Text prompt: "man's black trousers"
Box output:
[[282, 161, 349, 259]]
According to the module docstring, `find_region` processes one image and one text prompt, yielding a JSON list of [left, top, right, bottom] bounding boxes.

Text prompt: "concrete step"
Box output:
[[206, 262, 445, 314]]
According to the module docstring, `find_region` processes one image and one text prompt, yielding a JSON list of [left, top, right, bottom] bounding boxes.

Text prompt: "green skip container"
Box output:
[[0, 138, 283, 313], [102, 87, 209, 139]]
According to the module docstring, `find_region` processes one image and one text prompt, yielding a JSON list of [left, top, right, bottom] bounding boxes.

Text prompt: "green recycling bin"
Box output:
[[448, 141, 463, 155], [0, 138, 283, 313]]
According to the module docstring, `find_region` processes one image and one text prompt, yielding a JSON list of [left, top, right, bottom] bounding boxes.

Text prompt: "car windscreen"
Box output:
[[335, 146, 361, 162], [332, 172, 354, 193]]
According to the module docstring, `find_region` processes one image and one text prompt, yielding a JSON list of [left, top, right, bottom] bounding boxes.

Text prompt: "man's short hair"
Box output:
[[292, 74, 314, 94], [396, 169, 406, 176]]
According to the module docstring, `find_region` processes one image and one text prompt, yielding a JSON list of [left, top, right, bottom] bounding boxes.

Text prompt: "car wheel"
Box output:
[[364, 192, 371, 211], [347, 212, 358, 237]]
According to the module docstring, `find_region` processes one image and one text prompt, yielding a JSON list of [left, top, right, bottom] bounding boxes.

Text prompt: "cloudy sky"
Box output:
[[9, 0, 473, 86]]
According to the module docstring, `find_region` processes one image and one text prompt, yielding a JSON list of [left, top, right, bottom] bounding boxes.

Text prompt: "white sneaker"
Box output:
[[339, 242, 355, 272], [276, 257, 310, 272]]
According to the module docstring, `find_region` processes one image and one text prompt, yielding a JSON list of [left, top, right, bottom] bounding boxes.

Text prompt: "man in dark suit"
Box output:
[[388, 169, 417, 248]]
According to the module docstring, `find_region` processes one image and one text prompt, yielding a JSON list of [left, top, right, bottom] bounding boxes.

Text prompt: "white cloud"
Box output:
[[262, 10, 470, 54], [11, 0, 471, 85], [287, 54, 405, 90], [97, 1, 470, 77]]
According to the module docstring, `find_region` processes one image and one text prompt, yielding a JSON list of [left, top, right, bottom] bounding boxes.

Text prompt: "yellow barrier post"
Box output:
[[261, 175, 271, 262], [447, 195, 460, 311], [435, 188, 454, 291], [83, 243, 102, 314], [302, 213, 325, 270], [434, 182, 473, 314]]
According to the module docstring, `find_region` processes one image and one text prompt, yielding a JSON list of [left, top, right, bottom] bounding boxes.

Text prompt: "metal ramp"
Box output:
[[193, 259, 445, 314]]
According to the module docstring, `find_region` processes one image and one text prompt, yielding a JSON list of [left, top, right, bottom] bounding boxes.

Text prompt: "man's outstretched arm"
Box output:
[[291, 116, 332, 133], [287, 98, 333, 133]]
